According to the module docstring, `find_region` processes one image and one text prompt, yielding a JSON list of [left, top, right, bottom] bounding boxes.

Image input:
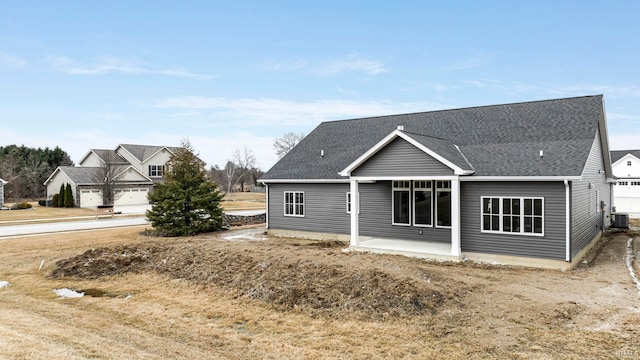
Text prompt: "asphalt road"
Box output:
[[0, 217, 149, 238]]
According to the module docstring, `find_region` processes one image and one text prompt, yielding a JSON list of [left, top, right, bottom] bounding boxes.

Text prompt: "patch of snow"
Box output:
[[625, 237, 640, 296], [0, 281, 9, 288], [53, 288, 84, 298]]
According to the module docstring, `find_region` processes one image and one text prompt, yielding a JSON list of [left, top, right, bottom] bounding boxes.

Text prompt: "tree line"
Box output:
[[0, 145, 73, 200]]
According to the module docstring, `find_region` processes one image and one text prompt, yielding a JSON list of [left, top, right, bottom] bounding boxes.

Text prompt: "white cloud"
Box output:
[[46, 55, 215, 80], [252, 59, 308, 72], [317, 54, 388, 76], [609, 132, 640, 151], [148, 96, 450, 126], [0, 52, 26, 68], [437, 53, 494, 71]]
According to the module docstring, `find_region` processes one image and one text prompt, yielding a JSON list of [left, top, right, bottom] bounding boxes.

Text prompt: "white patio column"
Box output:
[[451, 177, 461, 257], [350, 179, 359, 246]]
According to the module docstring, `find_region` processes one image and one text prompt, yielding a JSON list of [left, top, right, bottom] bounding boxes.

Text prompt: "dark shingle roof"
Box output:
[[262, 95, 604, 180], [611, 150, 640, 164], [119, 144, 180, 162], [58, 166, 151, 184], [91, 149, 130, 165]]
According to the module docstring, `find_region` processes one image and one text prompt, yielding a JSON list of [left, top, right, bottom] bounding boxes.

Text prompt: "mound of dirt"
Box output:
[[50, 237, 452, 320]]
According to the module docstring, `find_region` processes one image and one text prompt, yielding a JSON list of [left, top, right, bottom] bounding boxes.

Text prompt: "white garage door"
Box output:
[[114, 188, 149, 206], [613, 197, 640, 217], [80, 189, 103, 208]]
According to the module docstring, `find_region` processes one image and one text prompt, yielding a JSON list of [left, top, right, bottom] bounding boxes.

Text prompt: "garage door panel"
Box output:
[[114, 188, 149, 206], [80, 189, 103, 208]]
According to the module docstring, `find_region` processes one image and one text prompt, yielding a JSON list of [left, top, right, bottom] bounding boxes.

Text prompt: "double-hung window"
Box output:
[[392, 181, 411, 225], [481, 196, 543, 235], [413, 181, 432, 226], [284, 191, 304, 217], [149, 165, 164, 177]]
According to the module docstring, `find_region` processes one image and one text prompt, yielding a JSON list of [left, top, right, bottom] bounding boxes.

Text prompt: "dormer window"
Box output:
[[628, 160, 632, 166], [149, 165, 165, 177]]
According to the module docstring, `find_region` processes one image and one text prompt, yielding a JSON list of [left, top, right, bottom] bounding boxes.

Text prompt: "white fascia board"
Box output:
[[612, 152, 640, 167], [42, 167, 62, 185], [460, 176, 581, 182], [259, 179, 350, 184], [351, 175, 457, 181], [339, 130, 401, 176], [395, 131, 469, 175], [0, 178, 7, 185], [339, 130, 471, 176], [113, 165, 153, 182]]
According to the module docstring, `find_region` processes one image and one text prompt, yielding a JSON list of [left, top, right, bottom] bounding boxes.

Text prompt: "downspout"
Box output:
[[265, 184, 269, 229], [564, 180, 571, 262]]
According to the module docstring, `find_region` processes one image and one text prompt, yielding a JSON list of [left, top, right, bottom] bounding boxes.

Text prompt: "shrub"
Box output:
[[38, 199, 47, 206], [64, 183, 74, 208], [10, 202, 33, 210], [58, 184, 65, 208], [52, 194, 60, 208]]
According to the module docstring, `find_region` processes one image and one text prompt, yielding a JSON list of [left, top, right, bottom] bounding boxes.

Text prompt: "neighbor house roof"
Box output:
[[89, 149, 130, 165], [118, 144, 180, 163], [611, 150, 640, 164], [262, 95, 607, 180], [44, 166, 153, 186]]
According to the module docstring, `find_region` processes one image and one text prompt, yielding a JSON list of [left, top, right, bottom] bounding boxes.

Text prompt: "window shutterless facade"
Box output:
[[392, 180, 450, 227], [392, 181, 411, 225], [413, 181, 432, 227], [435, 181, 451, 227], [284, 191, 305, 217], [481, 196, 544, 235], [148, 165, 165, 177]]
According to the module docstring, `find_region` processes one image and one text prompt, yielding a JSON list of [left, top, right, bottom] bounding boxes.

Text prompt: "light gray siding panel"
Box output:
[[571, 129, 610, 257], [359, 182, 451, 242], [353, 138, 454, 177], [460, 182, 566, 260], [268, 183, 350, 234]]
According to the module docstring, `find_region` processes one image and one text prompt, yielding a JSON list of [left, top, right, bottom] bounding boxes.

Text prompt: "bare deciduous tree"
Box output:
[[273, 132, 305, 159], [92, 151, 123, 206], [226, 147, 258, 192]]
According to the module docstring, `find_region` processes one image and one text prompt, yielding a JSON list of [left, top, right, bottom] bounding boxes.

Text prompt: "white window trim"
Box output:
[[283, 191, 305, 217], [346, 192, 360, 214], [149, 165, 165, 178], [595, 190, 600, 214], [435, 181, 452, 229], [392, 181, 411, 226], [480, 196, 545, 237], [412, 181, 433, 228]]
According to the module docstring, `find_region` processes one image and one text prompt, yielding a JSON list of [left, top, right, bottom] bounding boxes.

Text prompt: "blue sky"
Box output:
[[1, 1, 639, 170]]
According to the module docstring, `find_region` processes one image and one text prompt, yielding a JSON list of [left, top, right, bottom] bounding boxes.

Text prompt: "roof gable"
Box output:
[[340, 129, 474, 176], [44, 166, 153, 185], [117, 144, 179, 163], [79, 149, 130, 166], [262, 95, 605, 181], [611, 150, 640, 165]]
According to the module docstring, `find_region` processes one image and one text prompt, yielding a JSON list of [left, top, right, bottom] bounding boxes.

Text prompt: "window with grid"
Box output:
[[482, 196, 543, 235], [284, 191, 304, 217], [413, 180, 432, 226], [392, 181, 410, 225]]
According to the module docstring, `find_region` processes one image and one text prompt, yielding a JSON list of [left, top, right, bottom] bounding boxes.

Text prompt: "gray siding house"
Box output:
[[261, 95, 614, 269]]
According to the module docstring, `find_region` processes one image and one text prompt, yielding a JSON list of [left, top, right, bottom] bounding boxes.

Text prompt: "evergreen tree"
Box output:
[[64, 183, 74, 208], [58, 184, 65, 207], [51, 194, 60, 208], [146, 140, 224, 236]]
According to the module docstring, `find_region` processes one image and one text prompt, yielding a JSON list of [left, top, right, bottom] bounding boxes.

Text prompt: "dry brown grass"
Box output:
[[0, 202, 96, 223], [0, 227, 638, 359], [221, 192, 265, 211]]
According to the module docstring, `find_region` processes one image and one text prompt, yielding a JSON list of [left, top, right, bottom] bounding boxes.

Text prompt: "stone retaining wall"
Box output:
[[223, 213, 266, 227]]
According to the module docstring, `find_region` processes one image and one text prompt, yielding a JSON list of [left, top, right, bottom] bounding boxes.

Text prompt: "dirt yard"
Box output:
[[0, 226, 638, 359]]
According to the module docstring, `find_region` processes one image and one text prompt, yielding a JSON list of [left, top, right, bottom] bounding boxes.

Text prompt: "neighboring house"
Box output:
[[0, 178, 7, 207], [260, 95, 614, 269], [44, 144, 181, 208], [610, 150, 640, 217]]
